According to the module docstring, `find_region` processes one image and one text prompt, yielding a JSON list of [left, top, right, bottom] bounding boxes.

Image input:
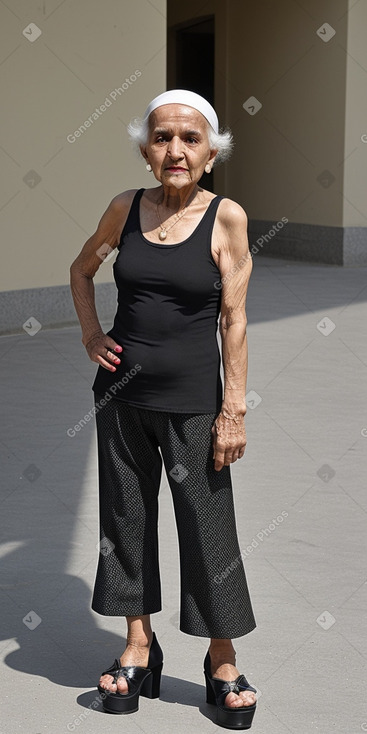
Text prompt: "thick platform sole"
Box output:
[[205, 671, 256, 729], [98, 661, 163, 714]]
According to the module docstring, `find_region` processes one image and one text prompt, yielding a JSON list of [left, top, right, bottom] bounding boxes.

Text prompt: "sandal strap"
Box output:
[[235, 673, 257, 694], [209, 673, 257, 703], [100, 658, 151, 692], [100, 658, 123, 678]]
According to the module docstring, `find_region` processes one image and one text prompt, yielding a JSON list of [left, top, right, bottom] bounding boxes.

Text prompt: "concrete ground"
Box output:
[[1, 255, 366, 734]]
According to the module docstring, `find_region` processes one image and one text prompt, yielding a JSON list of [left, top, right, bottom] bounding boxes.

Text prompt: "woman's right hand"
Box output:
[[84, 332, 123, 372]]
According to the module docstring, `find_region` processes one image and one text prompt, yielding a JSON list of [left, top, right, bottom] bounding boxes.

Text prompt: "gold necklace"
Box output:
[[156, 192, 194, 241]]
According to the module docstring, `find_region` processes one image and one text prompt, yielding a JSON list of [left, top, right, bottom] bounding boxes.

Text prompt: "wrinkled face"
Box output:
[[141, 104, 218, 188]]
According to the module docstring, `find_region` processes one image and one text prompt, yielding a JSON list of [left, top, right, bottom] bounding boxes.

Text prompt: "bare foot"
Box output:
[[208, 645, 256, 709], [99, 631, 153, 695]]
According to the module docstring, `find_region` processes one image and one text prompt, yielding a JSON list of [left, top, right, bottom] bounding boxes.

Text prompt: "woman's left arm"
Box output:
[[211, 200, 253, 471]]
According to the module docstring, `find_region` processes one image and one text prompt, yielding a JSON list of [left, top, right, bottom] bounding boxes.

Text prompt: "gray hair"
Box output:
[[127, 115, 234, 165]]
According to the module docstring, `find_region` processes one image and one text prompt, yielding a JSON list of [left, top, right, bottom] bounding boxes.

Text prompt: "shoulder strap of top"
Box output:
[[117, 188, 145, 248], [197, 194, 224, 233], [209, 194, 224, 215], [118, 190, 224, 247]]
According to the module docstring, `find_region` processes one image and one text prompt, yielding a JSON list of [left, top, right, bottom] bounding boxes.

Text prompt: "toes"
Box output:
[[225, 692, 245, 708], [239, 691, 256, 706], [225, 690, 256, 708], [99, 674, 117, 692], [99, 673, 129, 694], [116, 676, 128, 694]]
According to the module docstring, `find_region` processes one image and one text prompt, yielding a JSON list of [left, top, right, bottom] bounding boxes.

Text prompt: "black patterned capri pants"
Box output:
[[91, 393, 256, 639]]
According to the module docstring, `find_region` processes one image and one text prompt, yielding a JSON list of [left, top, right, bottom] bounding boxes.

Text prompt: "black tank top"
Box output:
[[92, 188, 224, 412]]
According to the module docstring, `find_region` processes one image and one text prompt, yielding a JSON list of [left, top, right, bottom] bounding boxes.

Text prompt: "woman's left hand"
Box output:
[[211, 412, 247, 471]]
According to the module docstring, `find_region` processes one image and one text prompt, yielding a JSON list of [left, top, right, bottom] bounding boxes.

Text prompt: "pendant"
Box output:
[[159, 229, 167, 240]]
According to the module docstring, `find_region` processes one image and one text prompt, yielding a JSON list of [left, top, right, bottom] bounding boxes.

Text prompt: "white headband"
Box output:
[[142, 89, 219, 134]]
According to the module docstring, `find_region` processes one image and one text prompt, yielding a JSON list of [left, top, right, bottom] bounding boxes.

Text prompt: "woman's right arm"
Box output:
[[69, 189, 136, 372]]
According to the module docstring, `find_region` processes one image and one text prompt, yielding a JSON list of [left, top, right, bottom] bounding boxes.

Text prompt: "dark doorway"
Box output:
[[167, 16, 215, 192]]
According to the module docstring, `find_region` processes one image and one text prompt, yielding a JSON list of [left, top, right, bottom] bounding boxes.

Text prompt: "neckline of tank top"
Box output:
[[137, 189, 222, 248]]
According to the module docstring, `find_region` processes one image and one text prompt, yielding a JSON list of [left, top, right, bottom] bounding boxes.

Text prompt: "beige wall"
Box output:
[[168, 0, 367, 235], [225, 0, 349, 227], [167, 0, 228, 196], [343, 0, 367, 226], [2, 0, 366, 298], [0, 0, 166, 292]]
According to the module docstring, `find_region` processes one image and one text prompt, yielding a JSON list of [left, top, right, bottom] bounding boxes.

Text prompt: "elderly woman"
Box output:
[[70, 89, 257, 729]]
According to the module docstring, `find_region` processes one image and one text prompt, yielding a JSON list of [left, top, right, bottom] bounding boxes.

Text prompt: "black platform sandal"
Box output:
[[97, 631, 163, 714], [203, 649, 257, 729]]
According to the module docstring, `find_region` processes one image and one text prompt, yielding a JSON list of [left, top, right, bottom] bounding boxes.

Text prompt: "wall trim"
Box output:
[[0, 282, 117, 336], [248, 220, 367, 266], [1, 223, 366, 335]]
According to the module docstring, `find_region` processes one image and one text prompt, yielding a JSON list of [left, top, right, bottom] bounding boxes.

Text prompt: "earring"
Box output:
[[205, 164, 211, 174], [146, 163, 152, 172]]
